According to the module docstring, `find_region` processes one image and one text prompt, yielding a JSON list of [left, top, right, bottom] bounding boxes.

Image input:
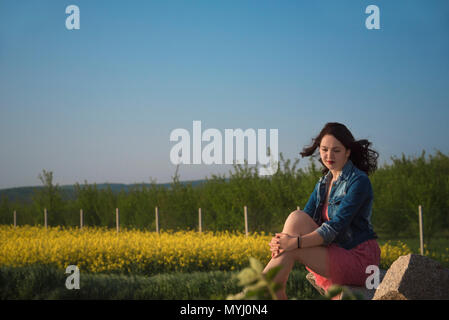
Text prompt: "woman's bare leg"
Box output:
[[262, 210, 329, 300], [281, 209, 319, 236]]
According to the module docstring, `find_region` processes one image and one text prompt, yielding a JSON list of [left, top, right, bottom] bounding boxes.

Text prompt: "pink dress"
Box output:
[[306, 203, 381, 294]]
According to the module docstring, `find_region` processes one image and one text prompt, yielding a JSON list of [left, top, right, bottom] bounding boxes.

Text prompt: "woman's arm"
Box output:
[[315, 174, 372, 246], [273, 230, 324, 255], [299, 230, 324, 248]]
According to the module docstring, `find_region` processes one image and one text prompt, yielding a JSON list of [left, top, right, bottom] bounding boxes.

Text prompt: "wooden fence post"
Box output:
[[116, 208, 119, 234], [13, 210, 16, 228], [44, 208, 47, 229], [419, 205, 424, 255], [155, 206, 159, 234], [80, 209, 83, 230], [199, 208, 202, 233], [244, 205, 248, 237]]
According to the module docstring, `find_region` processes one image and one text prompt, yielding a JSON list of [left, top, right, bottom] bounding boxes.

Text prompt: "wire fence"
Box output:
[[9, 205, 302, 235], [7, 205, 444, 257]]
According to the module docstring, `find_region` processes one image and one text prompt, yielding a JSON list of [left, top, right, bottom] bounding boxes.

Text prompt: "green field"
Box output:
[[0, 264, 321, 300]]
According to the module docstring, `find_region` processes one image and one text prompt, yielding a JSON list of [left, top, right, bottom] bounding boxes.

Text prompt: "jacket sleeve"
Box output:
[[302, 183, 318, 219], [315, 175, 372, 246]]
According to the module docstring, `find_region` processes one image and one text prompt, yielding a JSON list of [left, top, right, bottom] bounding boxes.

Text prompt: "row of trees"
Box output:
[[0, 150, 448, 239]]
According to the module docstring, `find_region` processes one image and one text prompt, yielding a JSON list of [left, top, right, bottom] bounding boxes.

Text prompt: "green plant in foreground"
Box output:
[[226, 257, 282, 300], [227, 257, 364, 300]]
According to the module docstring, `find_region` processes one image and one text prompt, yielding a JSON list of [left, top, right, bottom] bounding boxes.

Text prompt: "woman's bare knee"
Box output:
[[282, 210, 318, 236]]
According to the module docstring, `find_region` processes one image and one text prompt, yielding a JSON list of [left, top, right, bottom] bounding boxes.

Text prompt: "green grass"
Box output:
[[0, 264, 321, 300]]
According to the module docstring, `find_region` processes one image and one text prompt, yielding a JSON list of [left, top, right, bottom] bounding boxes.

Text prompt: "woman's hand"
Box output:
[[269, 233, 299, 258], [269, 235, 283, 258]]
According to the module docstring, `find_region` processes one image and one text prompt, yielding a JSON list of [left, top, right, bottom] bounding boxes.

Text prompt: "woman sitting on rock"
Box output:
[[263, 122, 380, 300]]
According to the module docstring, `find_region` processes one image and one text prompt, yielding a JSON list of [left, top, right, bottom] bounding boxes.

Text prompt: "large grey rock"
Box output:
[[373, 254, 449, 300]]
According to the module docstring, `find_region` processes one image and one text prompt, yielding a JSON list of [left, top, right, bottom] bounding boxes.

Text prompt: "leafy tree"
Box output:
[[0, 195, 11, 225], [74, 181, 101, 226], [97, 185, 117, 228], [32, 170, 65, 226]]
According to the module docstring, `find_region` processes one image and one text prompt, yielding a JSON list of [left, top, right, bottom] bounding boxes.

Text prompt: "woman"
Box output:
[[262, 122, 380, 300]]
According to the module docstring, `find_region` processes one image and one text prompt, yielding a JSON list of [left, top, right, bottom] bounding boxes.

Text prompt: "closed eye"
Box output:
[[322, 148, 340, 152]]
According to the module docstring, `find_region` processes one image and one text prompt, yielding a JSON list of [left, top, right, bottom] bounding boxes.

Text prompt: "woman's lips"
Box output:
[[327, 161, 335, 164]]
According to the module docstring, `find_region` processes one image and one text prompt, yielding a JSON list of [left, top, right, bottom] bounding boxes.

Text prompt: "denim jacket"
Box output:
[[303, 159, 377, 250]]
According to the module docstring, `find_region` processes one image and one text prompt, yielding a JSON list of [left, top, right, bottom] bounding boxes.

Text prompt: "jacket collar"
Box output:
[[320, 159, 354, 183]]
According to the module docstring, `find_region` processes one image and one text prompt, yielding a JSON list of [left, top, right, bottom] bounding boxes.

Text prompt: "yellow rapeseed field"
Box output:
[[0, 225, 434, 275], [0, 225, 272, 274]]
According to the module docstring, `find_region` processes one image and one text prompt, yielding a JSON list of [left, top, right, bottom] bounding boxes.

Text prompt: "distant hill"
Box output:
[[0, 179, 208, 204]]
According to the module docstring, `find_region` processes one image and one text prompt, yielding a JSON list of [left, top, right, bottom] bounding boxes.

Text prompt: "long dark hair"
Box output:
[[300, 122, 379, 176]]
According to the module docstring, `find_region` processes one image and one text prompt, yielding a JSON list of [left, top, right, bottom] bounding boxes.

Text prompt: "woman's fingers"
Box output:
[[269, 238, 279, 249], [275, 232, 288, 237], [269, 245, 280, 257], [269, 233, 288, 258]]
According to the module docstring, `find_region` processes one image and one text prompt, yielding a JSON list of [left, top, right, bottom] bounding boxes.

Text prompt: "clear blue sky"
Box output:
[[1, 0, 448, 189]]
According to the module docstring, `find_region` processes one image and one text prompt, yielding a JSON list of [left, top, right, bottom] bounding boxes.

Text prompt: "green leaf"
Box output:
[[246, 280, 267, 292], [236, 268, 258, 286], [264, 265, 282, 281], [244, 290, 259, 298], [249, 257, 263, 273], [325, 285, 343, 299]]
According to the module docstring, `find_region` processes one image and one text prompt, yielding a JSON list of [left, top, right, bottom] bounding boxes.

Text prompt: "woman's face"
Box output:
[[319, 134, 351, 174]]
